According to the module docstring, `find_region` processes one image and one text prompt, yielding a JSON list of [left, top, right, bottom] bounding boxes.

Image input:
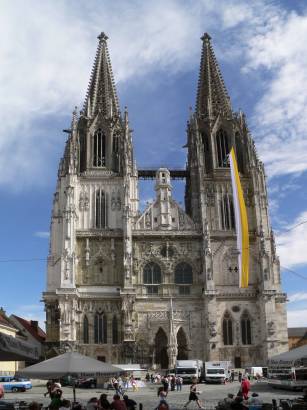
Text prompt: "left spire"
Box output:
[[84, 32, 120, 118]]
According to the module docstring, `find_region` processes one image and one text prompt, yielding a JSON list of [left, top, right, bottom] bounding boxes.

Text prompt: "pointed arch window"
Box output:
[[83, 315, 89, 344], [94, 312, 107, 344], [223, 312, 233, 345], [216, 129, 230, 167], [220, 194, 235, 230], [112, 316, 119, 344], [241, 312, 252, 345], [95, 189, 107, 228], [143, 262, 161, 295], [93, 129, 106, 167], [175, 262, 193, 295]]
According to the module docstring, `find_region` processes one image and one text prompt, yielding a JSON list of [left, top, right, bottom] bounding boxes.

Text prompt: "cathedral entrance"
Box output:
[[154, 328, 169, 369], [177, 327, 188, 360]]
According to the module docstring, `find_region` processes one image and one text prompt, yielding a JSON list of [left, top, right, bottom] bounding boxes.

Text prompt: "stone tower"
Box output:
[[43, 33, 288, 367]]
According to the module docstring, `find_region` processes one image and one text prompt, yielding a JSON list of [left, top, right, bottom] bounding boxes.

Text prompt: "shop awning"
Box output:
[[0, 332, 39, 361], [268, 345, 307, 367]]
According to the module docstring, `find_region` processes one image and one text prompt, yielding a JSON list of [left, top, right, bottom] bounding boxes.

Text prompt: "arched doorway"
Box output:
[[154, 328, 169, 369], [177, 327, 188, 360]]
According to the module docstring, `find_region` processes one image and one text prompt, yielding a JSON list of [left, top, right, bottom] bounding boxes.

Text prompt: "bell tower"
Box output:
[[185, 33, 288, 363]]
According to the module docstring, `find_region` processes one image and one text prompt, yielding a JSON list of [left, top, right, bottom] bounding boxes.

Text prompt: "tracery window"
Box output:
[[83, 315, 89, 344], [112, 316, 119, 344], [216, 129, 230, 167], [95, 189, 107, 228], [220, 194, 235, 230], [94, 313, 107, 344], [235, 133, 244, 174], [175, 262, 193, 295], [143, 262, 161, 295], [241, 312, 252, 345], [223, 312, 233, 345], [93, 129, 106, 167]]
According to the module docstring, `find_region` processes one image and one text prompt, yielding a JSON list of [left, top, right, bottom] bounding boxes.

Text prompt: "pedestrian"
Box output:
[[99, 393, 111, 410], [0, 383, 4, 399], [231, 370, 235, 383], [145, 373, 150, 382], [49, 388, 63, 410], [110, 394, 127, 410], [238, 371, 242, 383], [130, 376, 138, 392], [44, 379, 53, 397], [241, 376, 250, 400], [170, 375, 175, 391], [246, 392, 262, 410], [183, 377, 203, 409], [123, 394, 137, 410], [86, 397, 99, 410], [161, 377, 168, 392], [155, 386, 168, 410], [123, 375, 129, 390]]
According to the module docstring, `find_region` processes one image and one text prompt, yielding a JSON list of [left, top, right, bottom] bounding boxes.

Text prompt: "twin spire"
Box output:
[[84, 32, 231, 120], [196, 33, 232, 118], [84, 33, 120, 119]]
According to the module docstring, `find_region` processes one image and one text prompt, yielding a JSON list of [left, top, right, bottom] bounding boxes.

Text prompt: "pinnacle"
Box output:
[[98, 32, 109, 42], [201, 32, 211, 42]]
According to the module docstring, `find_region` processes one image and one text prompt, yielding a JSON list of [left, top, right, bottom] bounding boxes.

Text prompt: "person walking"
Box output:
[[155, 386, 169, 410], [183, 377, 203, 409], [241, 376, 250, 400]]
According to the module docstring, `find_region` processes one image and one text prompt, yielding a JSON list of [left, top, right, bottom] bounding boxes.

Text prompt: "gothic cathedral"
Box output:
[[43, 33, 288, 368]]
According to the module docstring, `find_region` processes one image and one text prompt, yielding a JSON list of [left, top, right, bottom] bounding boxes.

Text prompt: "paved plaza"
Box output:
[[2, 381, 303, 409]]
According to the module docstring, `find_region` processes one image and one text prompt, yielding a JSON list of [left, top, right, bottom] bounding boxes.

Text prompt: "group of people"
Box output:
[[109, 376, 138, 394], [85, 393, 136, 410], [155, 375, 203, 410]]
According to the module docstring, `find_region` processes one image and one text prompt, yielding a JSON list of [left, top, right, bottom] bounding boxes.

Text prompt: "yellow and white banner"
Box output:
[[229, 147, 249, 288]]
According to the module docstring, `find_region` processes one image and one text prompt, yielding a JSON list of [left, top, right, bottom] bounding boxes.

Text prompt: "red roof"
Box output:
[[0, 312, 17, 330], [11, 315, 46, 342]]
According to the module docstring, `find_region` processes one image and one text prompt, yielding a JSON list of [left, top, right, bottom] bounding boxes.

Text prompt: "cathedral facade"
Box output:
[[43, 33, 288, 368]]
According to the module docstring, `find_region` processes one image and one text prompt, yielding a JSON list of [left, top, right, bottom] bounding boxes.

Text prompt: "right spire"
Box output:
[[196, 33, 232, 118]]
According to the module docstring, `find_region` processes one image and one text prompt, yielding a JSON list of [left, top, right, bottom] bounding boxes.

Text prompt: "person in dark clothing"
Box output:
[[123, 395, 137, 410], [238, 372, 242, 383], [99, 393, 111, 409], [162, 377, 169, 392]]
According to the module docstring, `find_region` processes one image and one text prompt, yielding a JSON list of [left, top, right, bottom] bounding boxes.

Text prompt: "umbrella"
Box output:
[[16, 351, 122, 402]]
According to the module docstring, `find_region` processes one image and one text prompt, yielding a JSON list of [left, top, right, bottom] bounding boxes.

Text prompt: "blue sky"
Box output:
[[1, 0, 307, 329]]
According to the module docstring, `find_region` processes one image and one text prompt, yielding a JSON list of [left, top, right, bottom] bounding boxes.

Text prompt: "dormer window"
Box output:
[[93, 129, 106, 167]]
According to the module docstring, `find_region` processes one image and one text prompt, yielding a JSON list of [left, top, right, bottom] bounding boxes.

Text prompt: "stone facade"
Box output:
[[43, 32, 288, 368]]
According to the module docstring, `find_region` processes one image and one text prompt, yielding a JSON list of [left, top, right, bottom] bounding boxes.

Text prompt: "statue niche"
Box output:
[[87, 255, 113, 285]]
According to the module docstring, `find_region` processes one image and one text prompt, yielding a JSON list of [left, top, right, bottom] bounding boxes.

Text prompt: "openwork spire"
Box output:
[[84, 33, 120, 118], [196, 33, 231, 118]]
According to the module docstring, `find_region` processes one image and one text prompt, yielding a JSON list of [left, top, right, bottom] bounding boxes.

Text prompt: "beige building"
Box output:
[[0, 309, 20, 374], [43, 33, 288, 368]]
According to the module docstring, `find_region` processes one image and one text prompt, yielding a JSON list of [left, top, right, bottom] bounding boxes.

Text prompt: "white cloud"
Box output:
[[34, 231, 50, 239], [277, 211, 307, 268], [1, 0, 306, 190], [288, 292, 307, 303], [287, 308, 307, 327], [245, 12, 307, 178]]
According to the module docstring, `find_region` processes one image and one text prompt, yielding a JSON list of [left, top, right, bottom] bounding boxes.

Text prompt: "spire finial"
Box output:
[[98, 32, 109, 42], [196, 32, 231, 118], [201, 32, 211, 42]]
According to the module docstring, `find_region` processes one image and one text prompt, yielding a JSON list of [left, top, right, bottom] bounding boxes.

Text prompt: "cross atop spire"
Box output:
[[84, 33, 119, 118], [196, 33, 232, 118]]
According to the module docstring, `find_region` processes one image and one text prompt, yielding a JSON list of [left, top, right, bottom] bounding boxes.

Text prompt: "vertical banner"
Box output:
[[229, 147, 249, 288]]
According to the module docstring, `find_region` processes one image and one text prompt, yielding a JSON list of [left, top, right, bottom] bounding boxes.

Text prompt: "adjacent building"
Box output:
[[43, 33, 288, 368]]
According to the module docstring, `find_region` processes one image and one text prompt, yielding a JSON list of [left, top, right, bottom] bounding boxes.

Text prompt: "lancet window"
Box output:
[[216, 129, 230, 167], [93, 129, 106, 167], [83, 315, 89, 344], [220, 194, 235, 230], [112, 316, 119, 344], [241, 312, 252, 345], [95, 189, 107, 229], [175, 262, 193, 295], [94, 312, 107, 344], [143, 262, 162, 295], [223, 312, 233, 345]]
